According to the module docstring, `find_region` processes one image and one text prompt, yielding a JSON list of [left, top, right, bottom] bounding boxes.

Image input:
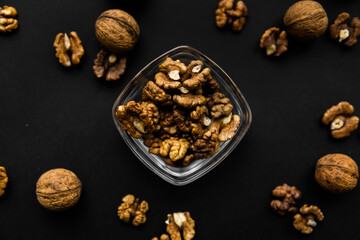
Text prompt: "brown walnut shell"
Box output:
[[36, 168, 82, 211], [95, 9, 140, 54], [315, 154, 359, 194], [284, 0, 328, 41]]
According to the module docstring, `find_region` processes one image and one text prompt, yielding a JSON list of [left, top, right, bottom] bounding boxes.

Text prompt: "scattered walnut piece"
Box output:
[[322, 101, 359, 139], [293, 204, 324, 234], [117, 194, 149, 226], [270, 183, 302, 215], [165, 212, 195, 240], [152, 234, 170, 240], [330, 12, 360, 47], [215, 0, 248, 32], [260, 27, 288, 57], [53, 32, 85, 67], [0, 6, 18, 33], [0, 166, 8, 197], [93, 49, 126, 81]]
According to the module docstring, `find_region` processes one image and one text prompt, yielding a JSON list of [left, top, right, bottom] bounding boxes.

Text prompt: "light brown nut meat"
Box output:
[[117, 194, 149, 226], [331, 116, 359, 139], [53, 32, 85, 67], [182, 60, 204, 81], [159, 58, 187, 80], [260, 27, 288, 57], [160, 138, 190, 162], [330, 12, 360, 47], [166, 212, 195, 240], [293, 204, 324, 234], [322, 101, 358, 139], [215, 0, 247, 32], [270, 183, 302, 215], [155, 72, 181, 90], [0, 166, 8, 197], [93, 48, 127, 81], [116, 104, 144, 138], [152, 235, 170, 240], [183, 68, 211, 90], [143, 81, 171, 103], [0, 6, 18, 33], [219, 114, 240, 141], [227, 1, 248, 32], [208, 92, 233, 118], [322, 101, 354, 124], [173, 94, 207, 108]]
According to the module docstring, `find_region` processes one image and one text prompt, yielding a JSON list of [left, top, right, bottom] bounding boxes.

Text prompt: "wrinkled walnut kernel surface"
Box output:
[[93, 48, 127, 81], [0, 6, 18, 33], [215, 0, 248, 32], [293, 204, 324, 234], [117, 194, 149, 226], [330, 12, 360, 47], [270, 183, 302, 215], [0, 166, 8, 197], [53, 32, 85, 67], [115, 58, 241, 167], [260, 27, 288, 57]]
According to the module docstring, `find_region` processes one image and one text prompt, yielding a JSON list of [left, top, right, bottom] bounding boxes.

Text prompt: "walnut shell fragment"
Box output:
[[322, 101, 359, 139], [53, 32, 85, 67], [36, 168, 82, 211], [93, 49, 126, 81], [117, 194, 149, 226], [95, 9, 140, 54], [293, 204, 324, 234], [0, 166, 8, 197], [260, 27, 288, 57], [330, 12, 360, 47], [283, 0, 328, 41], [315, 153, 359, 194]]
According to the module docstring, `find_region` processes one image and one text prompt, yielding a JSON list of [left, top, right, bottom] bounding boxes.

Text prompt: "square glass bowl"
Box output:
[[112, 46, 252, 186]]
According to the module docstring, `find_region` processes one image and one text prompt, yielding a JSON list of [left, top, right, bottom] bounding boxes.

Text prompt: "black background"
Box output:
[[1, 0, 360, 239]]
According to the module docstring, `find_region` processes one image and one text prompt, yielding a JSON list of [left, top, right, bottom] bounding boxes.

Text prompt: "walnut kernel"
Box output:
[[0, 6, 18, 33], [0, 166, 8, 197], [117, 194, 149, 226]]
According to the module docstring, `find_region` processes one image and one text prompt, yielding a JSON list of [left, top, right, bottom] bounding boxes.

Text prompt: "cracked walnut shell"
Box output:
[[0, 6, 18, 33], [283, 1, 328, 41], [330, 13, 360, 47], [315, 154, 359, 194], [117, 194, 149, 226], [36, 168, 82, 211], [95, 9, 140, 54], [93, 49, 126, 81], [0, 166, 8, 197], [293, 204, 324, 234], [260, 28, 288, 57], [53, 32, 85, 67]]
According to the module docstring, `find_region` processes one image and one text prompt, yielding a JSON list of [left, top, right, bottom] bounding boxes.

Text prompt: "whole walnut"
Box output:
[[95, 9, 140, 54], [283, 0, 328, 41], [315, 154, 359, 194], [36, 168, 82, 211]]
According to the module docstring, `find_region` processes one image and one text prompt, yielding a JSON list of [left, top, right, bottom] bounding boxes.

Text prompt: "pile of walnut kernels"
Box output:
[[115, 57, 241, 167]]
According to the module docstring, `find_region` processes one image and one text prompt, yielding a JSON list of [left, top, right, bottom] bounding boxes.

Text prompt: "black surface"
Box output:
[[1, 0, 360, 239]]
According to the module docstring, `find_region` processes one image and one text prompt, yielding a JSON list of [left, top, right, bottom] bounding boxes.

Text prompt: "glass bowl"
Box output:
[[112, 46, 252, 186]]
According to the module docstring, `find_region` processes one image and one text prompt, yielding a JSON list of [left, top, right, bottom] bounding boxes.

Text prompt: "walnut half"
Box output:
[[0, 6, 18, 33], [53, 32, 85, 67], [0, 166, 8, 197], [117, 194, 149, 226]]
